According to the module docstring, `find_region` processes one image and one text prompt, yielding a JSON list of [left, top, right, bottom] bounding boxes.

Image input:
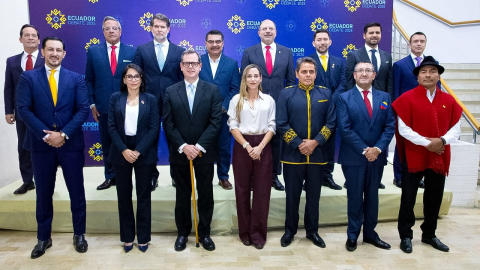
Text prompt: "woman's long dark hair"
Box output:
[[120, 63, 146, 93]]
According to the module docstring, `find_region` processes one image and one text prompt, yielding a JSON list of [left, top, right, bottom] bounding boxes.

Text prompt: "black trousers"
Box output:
[[98, 113, 115, 179], [271, 132, 282, 177], [113, 136, 152, 244], [398, 159, 446, 239], [323, 129, 336, 179], [284, 164, 324, 235], [15, 114, 33, 183], [172, 162, 214, 238]]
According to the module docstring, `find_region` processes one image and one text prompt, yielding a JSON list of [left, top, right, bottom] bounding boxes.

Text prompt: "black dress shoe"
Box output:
[[378, 183, 385, 189], [421, 237, 449, 252], [123, 243, 134, 253], [306, 233, 326, 248], [14, 181, 35, 195], [97, 178, 115, 190], [174, 236, 188, 251], [172, 179, 177, 188], [343, 183, 347, 189], [272, 176, 285, 191], [393, 178, 402, 188], [31, 239, 52, 259], [419, 180, 425, 189], [253, 243, 265, 249], [151, 178, 158, 192], [400, 238, 413, 253], [280, 233, 294, 247], [363, 237, 391, 250], [138, 243, 149, 253], [345, 239, 357, 252], [241, 240, 251, 246], [73, 235, 88, 253], [322, 177, 342, 190], [302, 183, 306, 191], [200, 236, 215, 251]]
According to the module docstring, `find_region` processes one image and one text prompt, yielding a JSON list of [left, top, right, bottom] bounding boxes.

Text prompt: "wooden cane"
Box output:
[[190, 159, 200, 248]]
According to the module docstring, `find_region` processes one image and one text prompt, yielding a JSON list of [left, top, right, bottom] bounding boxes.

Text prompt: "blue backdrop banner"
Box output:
[[29, 0, 393, 166]]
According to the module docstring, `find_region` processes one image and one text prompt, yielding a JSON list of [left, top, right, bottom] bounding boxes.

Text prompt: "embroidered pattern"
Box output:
[[320, 126, 331, 140], [284, 129, 297, 144]]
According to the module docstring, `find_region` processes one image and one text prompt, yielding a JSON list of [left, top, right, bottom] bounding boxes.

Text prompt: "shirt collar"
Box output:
[[365, 44, 378, 51], [184, 78, 199, 89], [45, 64, 61, 73], [410, 53, 424, 62], [23, 50, 39, 59], [356, 85, 372, 94], [208, 53, 222, 64], [261, 42, 276, 51], [154, 39, 169, 47], [298, 83, 314, 91], [316, 51, 329, 59], [106, 41, 120, 48], [243, 91, 265, 101]]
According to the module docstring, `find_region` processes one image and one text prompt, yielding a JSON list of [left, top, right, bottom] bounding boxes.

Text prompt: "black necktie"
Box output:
[[370, 49, 378, 73]]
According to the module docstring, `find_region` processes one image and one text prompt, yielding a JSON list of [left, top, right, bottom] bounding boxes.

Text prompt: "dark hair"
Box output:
[[363, 22, 382, 34], [150, 13, 170, 28], [295, 57, 317, 73], [20, 24, 40, 39], [120, 64, 146, 93], [42, 37, 65, 50], [354, 61, 375, 72], [410, 31, 427, 42], [181, 49, 201, 62], [313, 29, 330, 40], [205, 30, 224, 41]]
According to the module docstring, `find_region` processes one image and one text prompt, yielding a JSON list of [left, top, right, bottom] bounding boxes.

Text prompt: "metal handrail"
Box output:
[[392, 9, 480, 143]]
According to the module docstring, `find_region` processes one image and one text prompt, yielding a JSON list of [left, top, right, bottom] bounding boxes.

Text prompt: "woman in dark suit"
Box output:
[[227, 64, 276, 249], [108, 63, 159, 253]]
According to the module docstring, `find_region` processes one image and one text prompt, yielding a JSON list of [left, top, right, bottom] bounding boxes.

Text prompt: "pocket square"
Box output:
[[380, 101, 388, 110], [123, 60, 132, 63], [318, 99, 328, 103]]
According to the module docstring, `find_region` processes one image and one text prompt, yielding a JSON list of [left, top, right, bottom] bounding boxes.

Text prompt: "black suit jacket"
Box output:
[[107, 92, 159, 166], [163, 79, 222, 165], [309, 53, 347, 102], [4, 51, 44, 115], [345, 47, 393, 100], [241, 43, 296, 101]]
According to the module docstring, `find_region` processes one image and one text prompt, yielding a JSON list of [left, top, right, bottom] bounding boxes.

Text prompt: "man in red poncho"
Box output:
[[392, 56, 462, 254]]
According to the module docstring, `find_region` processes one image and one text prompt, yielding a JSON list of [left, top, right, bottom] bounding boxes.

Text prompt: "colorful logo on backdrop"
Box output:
[[263, 0, 305, 8], [227, 15, 245, 34], [85, 38, 100, 52], [88, 143, 103, 162], [311, 17, 353, 33], [263, 0, 279, 9], [344, 0, 361, 12], [342, 44, 357, 58], [361, 0, 386, 9], [177, 0, 193, 6], [139, 12, 154, 32], [310, 17, 328, 31], [179, 40, 194, 50], [89, 0, 99, 3], [46, 9, 66, 29]]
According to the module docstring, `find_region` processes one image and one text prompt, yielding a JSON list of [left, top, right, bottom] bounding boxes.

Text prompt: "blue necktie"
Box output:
[[370, 49, 378, 73], [156, 44, 165, 71], [188, 84, 194, 113]]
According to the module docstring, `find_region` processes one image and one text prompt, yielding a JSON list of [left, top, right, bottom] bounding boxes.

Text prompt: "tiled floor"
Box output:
[[0, 207, 479, 270]]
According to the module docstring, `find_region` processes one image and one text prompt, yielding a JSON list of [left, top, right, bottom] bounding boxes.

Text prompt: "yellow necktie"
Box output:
[[49, 70, 57, 106], [320, 55, 327, 72]]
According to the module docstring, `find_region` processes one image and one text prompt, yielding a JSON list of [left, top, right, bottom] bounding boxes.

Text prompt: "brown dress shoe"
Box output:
[[218, 179, 233, 190]]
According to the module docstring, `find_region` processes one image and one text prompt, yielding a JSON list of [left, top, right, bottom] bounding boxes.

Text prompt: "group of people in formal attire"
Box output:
[[4, 14, 461, 259]]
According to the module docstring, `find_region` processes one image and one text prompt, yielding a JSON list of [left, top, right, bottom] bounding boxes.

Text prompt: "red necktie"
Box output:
[[362, 91, 372, 118], [110, 45, 117, 75], [265, 45, 273, 75], [26, 55, 33, 71]]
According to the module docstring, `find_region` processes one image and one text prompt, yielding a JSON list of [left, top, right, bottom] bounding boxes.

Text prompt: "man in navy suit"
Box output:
[[337, 62, 395, 252], [241, 19, 296, 191], [134, 13, 184, 189], [308, 29, 346, 191], [16, 37, 90, 259], [391, 32, 429, 189], [85, 16, 136, 191], [199, 30, 240, 190], [4, 24, 44, 194]]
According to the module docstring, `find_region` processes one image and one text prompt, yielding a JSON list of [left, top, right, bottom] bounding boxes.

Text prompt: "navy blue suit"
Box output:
[[85, 42, 136, 179], [16, 66, 89, 241], [4, 51, 44, 184], [199, 53, 240, 180], [309, 53, 347, 179], [336, 87, 395, 241]]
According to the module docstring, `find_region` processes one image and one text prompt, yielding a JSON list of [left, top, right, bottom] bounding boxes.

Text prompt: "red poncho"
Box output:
[[392, 85, 462, 176]]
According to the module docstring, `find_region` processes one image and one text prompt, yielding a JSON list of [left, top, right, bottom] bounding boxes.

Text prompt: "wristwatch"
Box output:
[[60, 131, 67, 140]]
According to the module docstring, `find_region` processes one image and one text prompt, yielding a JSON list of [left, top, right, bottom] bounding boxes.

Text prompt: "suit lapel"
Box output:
[[214, 55, 227, 81], [406, 55, 415, 71], [100, 43, 112, 77], [203, 55, 214, 81], [119, 93, 127, 119], [36, 67, 54, 107], [254, 44, 268, 76], [177, 82, 191, 118], [138, 92, 146, 124], [33, 51, 44, 69], [352, 87, 371, 124], [191, 80, 206, 117], [116, 43, 127, 76], [57, 68, 70, 107], [370, 89, 381, 127], [312, 53, 326, 85], [15, 53, 24, 74], [147, 41, 162, 73]]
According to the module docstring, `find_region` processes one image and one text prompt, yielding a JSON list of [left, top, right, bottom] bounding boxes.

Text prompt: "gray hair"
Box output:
[[354, 61, 375, 72], [102, 16, 121, 30], [181, 49, 201, 62]]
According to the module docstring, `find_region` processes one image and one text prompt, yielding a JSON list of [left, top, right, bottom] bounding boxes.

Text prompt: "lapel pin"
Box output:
[[332, 63, 335, 68], [141, 100, 145, 104]]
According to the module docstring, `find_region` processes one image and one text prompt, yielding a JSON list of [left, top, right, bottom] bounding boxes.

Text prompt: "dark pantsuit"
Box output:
[[342, 164, 383, 240], [398, 160, 446, 239], [393, 146, 402, 180], [284, 164, 324, 235], [15, 115, 33, 184], [31, 149, 86, 241], [98, 113, 114, 179], [113, 136, 152, 244], [217, 113, 232, 180], [232, 135, 272, 246], [271, 133, 282, 176], [173, 163, 214, 238], [323, 129, 336, 179]]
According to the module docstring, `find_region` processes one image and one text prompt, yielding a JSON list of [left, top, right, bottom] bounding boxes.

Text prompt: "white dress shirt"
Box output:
[[209, 53, 221, 79], [21, 50, 39, 71], [45, 64, 60, 91], [154, 39, 169, 58], [227, 92, 276, 135], [106, 41, 120, 64], [365, 44, 381, 70], [357, 85, 373, 106], [410, 53, 424, 66], [261, 42, 276, 67], [178, 79, 206, 154], [124, 104, 139, 136], [398, 88, 461, 146]]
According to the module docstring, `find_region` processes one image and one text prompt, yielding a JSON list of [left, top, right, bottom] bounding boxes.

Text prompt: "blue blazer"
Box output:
[[241, 43, 296, 101], [107, 92, 159, 166], [199, 53, 240, 110], [336, 87, 395, 167], [309, 53, 346, 102], [133, 41, 184, 105], [16, 66, 89, 152], [85, 42, 136, 113], [4, 52, 44, 115]]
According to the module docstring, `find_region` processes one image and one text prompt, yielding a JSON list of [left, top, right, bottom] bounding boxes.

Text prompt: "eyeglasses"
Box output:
[[125, 74, 141, 81], [181, 62, 200, 67], [103, 26, 119, 31], [206, 40, 223, 45], [354, 69, 374, 74]]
